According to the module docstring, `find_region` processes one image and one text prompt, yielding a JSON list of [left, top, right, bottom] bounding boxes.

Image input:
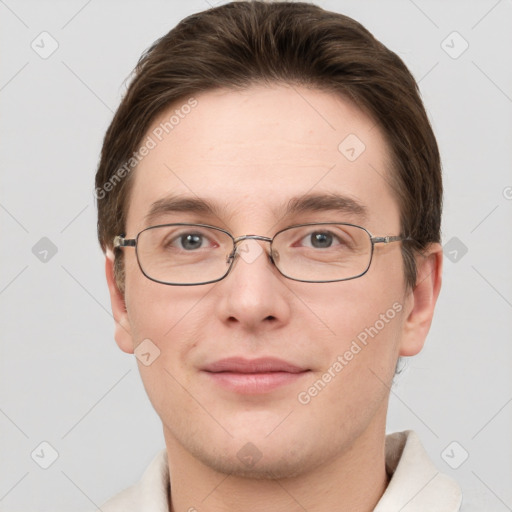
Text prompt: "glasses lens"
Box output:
[[272, 224, 372, 282], [136, 225, 233, 284]]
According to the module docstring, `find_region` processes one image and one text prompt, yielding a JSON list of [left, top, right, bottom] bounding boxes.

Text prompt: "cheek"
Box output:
[[124, 280, 208, 416], [126, 279, 204, 343], [124, 261, 216, 373], [298, 273, 405, 396], [302, 273, 404, 341], [298, 284, 404, 416]]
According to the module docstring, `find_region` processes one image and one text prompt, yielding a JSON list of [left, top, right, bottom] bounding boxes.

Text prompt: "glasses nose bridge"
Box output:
[[228, 234, 274, 262], [233, 234, 273, 245]]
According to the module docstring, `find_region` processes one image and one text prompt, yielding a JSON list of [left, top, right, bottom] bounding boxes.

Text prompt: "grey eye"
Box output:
[[179, 233, 204, 250], [309, 232, 334, 248]]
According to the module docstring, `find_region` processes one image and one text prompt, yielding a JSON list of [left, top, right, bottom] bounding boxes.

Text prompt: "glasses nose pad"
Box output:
[[226, 246, 237, 264], [270, 248, 280, 265]]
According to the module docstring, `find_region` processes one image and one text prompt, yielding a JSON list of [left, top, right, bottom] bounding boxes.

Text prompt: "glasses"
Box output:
[[113, 222, 409, 286]]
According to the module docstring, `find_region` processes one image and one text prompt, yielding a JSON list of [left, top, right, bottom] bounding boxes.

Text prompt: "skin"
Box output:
[[105, 84, 442, 512]]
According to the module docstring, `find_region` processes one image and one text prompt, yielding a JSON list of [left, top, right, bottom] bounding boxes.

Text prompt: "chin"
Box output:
[[195, 447, 314, 480]]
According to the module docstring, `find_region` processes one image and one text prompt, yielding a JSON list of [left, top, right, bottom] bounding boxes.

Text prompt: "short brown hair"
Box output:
[[95, 0, 442, 291]]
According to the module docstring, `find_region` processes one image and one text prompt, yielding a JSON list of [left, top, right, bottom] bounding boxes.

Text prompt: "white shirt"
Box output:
[[98, 430, 462, 511]]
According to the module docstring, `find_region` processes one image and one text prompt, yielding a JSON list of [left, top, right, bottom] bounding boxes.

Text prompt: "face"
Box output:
[[107, 84, 438, 479]]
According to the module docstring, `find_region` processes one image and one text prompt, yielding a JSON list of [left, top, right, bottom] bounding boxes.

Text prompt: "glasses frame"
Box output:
[[113, 222, 410, 286]]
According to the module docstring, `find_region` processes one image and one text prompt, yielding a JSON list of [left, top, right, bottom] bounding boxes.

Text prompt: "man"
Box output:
[[94, 1, 462, 510]]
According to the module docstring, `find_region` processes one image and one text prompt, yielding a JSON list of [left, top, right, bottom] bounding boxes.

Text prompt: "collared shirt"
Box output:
[[97, 430, 462, 512]]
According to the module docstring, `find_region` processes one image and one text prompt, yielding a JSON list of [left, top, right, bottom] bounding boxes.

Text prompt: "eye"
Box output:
[[305, 231, 334, 249], [161, 229, 217, 251], [299, 230, 346, 249], [176, 233, 206, 251]]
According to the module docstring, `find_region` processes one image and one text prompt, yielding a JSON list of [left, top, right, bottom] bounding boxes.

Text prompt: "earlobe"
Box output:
[[399, 243, 443, 357], [105, 251, 134, 354]]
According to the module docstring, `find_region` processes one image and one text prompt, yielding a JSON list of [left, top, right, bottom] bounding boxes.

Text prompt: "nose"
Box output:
[[215, 237, 292, 331]]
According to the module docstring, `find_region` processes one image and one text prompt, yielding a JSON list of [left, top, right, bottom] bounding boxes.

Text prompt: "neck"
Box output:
[[164, 422, 389, 512]]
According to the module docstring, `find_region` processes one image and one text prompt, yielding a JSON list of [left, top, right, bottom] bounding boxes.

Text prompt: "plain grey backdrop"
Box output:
[[1, 0, 511, 511]]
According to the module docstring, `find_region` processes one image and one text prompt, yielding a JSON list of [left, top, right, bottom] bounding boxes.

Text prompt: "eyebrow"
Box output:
[[145, 196, 222, 225], [145, 192, 367, 225], [282, 193, 367, 220]]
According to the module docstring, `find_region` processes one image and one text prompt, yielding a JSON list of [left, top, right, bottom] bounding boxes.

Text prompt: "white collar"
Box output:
[[375, 430, 462, 511]]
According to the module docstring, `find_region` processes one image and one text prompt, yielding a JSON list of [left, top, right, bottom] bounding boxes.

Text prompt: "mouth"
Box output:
[[201, 357, 311, 394]]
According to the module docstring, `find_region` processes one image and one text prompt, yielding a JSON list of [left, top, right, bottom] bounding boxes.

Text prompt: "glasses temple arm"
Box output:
[[113, 236, 136, 248], [371, 235, 412, 244]]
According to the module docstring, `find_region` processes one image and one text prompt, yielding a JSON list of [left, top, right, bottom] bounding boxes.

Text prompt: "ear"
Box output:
[[105, 250, 134, 354], [399, 243, 443, 357]]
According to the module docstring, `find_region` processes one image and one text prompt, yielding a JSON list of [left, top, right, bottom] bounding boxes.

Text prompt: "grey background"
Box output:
[[1, 0, 511, 510]]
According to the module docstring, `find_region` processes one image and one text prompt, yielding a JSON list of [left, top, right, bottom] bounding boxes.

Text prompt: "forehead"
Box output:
[[126, 84, 399, 234]]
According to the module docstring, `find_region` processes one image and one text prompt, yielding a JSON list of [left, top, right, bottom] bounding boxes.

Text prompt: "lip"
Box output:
[[203, 357, 307, 374], [202, 357, 310, 394]]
